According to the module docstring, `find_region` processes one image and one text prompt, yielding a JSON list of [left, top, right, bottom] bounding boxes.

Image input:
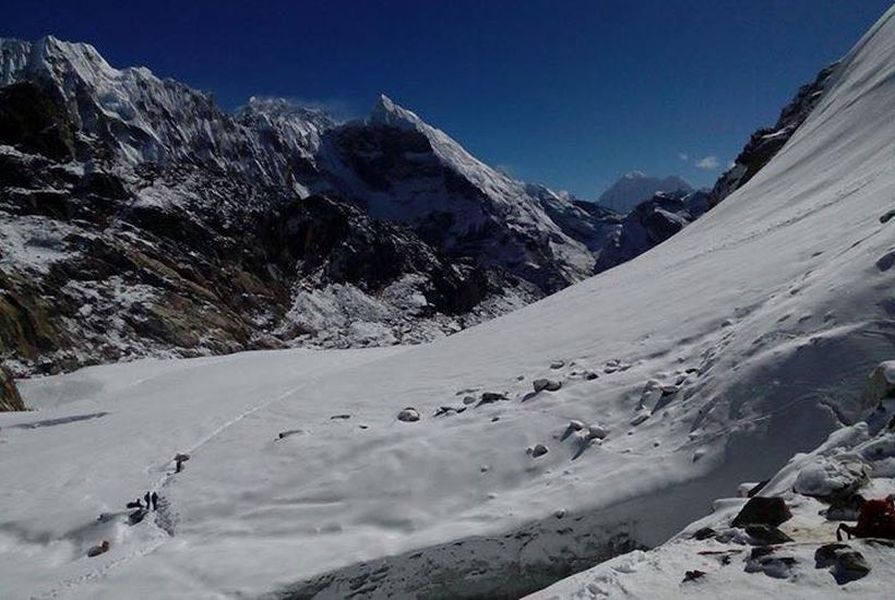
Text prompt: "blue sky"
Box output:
[[4, 0, 891, 197]]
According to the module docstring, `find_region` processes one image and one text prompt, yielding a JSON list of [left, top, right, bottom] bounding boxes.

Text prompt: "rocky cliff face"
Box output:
[[710, 62, 839, 205], [0, 366, 24, 411]]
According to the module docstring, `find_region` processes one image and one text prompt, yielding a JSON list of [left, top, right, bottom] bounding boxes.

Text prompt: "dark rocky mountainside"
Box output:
[[0, 365, 24, 410], [0, 37, 599, 374], [710, 62, 839, 205]]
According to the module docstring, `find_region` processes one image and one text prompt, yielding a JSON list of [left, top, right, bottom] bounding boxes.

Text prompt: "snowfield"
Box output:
[[3, 4, 895, 600]]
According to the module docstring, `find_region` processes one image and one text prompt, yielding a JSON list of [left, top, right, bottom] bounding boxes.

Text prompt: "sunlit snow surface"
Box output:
[[3, 5, 895, 599]]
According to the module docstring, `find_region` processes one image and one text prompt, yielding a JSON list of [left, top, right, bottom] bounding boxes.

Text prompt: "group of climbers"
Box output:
[[87, 453, 190, 558]]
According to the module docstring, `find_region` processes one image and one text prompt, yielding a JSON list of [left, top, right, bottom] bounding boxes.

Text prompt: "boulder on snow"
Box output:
[[0, 367, 25, 412], [128, 508, 148, 525], [434, 405, 466, 417], [744, 547, 797, 579], [476, 392, 507, 406], [745, 524, 794, 546], [549, 360, 565, 369], [532, 378, 562, 393], [530, 443, 549, 458], [587, 424, 608, 440], [691, 527, 717, 541], [731, 497, 793, 528], [86, 540, 110, 558], [682, 569, 706, 583], [397, 407, 420, 422], [815, 543, 870, 584], [561, 420, 585, 441], [630, 410, 651, 426], [794, 456, 869, 503]]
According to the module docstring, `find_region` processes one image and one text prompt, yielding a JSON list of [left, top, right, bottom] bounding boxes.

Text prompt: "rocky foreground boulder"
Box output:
[[0, 366, 24, 411]]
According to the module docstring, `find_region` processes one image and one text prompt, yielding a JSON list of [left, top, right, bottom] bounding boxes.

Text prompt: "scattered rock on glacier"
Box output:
[[397, 407, 420, 422], [434, 406, 466, 417], [550, 360, 565, 369], [630, 410, 651, 426], [815, 543, 871, 584], [876, 251, 895, 272], [533, 378, 562, 393], [561, 420, 585, 441], [277, 429, 305, 440], [691, 527, 717, 541], [732, 497, 792, 528], [682, 569, 706, 583], [587, 424, 608, 440], [477, 392, 507, 406], [744, 547, 797, 579], [531, 443, 549, 458], [745, 524, 794, 545]]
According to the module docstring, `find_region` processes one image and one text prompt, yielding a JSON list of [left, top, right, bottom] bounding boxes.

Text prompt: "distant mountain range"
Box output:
[[597, 172, 694, 213], [0, 36, 832, 374]]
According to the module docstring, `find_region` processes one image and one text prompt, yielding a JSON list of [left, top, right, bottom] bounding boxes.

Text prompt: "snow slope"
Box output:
[[3, 4, 895, 599], [529, 369, 895, 600]]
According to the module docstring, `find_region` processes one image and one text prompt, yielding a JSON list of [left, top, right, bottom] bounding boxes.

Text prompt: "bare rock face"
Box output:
[[0, 367, 25, 411], [710, 62, 838, 206], [731, 497, 793, 528]]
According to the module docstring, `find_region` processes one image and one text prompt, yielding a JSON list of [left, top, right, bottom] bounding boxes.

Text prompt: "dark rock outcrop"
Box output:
[[732, 497, 793, 528], [815, 543, 871, 584], [710, 62, 839, 206], [0, 366, 25, 411]]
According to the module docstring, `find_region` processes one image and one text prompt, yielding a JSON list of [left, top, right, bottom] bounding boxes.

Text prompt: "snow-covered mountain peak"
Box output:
[[369, 93, 424, 130]]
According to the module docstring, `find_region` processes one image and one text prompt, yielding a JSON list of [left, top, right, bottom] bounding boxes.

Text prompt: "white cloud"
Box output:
[[695, 156, 720, 170], [678, 152, 689, 162]]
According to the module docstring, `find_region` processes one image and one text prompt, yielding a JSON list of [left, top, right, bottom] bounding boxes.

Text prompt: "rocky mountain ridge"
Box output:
[[0, 36, 616, 375]]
